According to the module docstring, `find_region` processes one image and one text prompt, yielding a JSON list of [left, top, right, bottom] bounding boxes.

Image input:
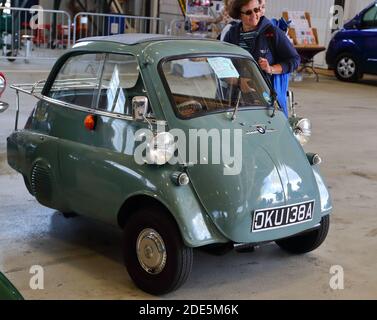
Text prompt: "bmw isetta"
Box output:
[[6, 34, 332, 295]]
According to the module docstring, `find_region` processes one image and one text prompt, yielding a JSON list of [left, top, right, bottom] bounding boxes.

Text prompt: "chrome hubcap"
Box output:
[[337, 57, 356, 78], [136, 228, 167, 275]]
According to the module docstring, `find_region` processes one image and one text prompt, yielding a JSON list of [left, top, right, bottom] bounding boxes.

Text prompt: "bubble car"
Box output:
[[6, 34, 332, 294]]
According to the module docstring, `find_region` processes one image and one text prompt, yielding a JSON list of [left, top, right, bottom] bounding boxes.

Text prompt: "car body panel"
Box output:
[[175, 110, 326, 243], [0, 273, 23, 300]]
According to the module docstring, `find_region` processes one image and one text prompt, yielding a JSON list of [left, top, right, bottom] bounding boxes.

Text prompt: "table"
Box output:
[[295, 46, 326, 82]]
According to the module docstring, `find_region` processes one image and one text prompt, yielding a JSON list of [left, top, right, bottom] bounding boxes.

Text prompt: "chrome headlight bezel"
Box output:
[[292, 118, 312, 146], [0, 73, 6, 97], [146, 132, 176, 165]]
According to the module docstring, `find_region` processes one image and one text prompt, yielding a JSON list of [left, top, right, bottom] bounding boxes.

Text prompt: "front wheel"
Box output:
[[335, 54, 362, 82], [276, 215, 330, 254], [124, 207, 193, 295]]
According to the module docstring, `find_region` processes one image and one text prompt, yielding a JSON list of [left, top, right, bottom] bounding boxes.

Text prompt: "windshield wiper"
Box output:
[[231, 89, 242, 121], [269, 90, 279, 118]]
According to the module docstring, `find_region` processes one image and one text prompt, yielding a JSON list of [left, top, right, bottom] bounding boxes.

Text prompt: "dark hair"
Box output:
[[229, 0, 257, 19]]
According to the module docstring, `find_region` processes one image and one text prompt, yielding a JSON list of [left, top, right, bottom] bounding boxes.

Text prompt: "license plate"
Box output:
[[252, 200, 315, 232]]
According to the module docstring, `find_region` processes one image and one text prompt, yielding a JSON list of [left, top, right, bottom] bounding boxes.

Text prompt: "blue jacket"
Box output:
[[223, 17, 300, 74]]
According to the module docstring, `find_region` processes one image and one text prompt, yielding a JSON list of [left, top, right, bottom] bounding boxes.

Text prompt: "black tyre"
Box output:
[[6, 51, 16, 62], [335, 53, 362, 82], [276, 215, 330, 254], [124, 206, 193, 295], [61, 211, 78, 218], [23, 174, 33, 195]]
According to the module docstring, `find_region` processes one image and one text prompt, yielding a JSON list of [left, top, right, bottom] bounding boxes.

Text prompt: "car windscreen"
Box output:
[[161, 56, 272, 119]]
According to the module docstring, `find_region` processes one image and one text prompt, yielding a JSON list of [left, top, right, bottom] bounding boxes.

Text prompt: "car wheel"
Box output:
[[6, 51, 16, 62], [61, 211, 78, 218], [23, 174, 33, 195], [275, 215, 330, 254], [335, 54, 362, 82], [124, 206, 193, 295]]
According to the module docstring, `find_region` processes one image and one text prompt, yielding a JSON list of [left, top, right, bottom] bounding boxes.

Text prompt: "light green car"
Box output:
[[6, 34, 332, 295], [0, 273, 23, 300]]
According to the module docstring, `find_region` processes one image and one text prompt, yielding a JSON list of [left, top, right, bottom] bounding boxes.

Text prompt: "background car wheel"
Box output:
[[124, 206, 193, 295], [335, 54, 362, 82], [6, 51, 16, 62], [275, 215, 330, 254]]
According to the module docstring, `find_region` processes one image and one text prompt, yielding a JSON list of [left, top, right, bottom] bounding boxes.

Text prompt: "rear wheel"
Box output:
[[124, 207, 193, 295], [276, 215, 330, 254], [335, 53, 362, 82]]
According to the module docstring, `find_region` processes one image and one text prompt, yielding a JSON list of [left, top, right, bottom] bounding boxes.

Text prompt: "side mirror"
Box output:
[[353, 19, 361, 29], [0, 101, 9, 113], [132, 96, 148, 121], [349, 17, 361, 29]]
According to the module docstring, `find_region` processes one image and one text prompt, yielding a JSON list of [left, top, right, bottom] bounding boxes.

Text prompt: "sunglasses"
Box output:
[[240, 7, 261, 16]]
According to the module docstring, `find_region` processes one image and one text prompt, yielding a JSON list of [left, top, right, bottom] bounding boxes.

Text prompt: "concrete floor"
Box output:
[[0, 62, 377, 300]]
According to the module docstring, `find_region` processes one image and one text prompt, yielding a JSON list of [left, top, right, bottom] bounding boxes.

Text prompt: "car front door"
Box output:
[[360, 4, 377, 74]]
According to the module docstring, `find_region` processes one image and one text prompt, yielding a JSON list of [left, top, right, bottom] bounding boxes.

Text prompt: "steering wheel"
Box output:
[[176, 100, 203, 115]]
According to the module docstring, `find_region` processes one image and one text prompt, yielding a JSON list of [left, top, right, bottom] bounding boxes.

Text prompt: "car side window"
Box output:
[[362, 5, 377, 29], [97, 54, 151, 116], [48, 53, 105, 109]]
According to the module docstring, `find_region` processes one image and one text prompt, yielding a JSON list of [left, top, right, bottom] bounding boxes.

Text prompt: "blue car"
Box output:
[[326, 1, 377, 81]]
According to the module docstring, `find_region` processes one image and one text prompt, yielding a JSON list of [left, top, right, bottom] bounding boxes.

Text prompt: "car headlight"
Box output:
[[146, 132, 176, 165], [293, 118, 311, 146], [0, 73, 6, 97]]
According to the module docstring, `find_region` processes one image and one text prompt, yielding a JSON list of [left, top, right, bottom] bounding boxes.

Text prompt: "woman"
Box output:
[[223, 0, 300, 116]]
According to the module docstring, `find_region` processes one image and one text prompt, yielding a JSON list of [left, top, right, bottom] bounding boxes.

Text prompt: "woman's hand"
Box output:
[[258, 59, 283, 75], [258, 58, 272, 74]]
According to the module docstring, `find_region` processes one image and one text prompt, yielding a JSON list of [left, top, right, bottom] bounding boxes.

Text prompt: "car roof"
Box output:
[[77, 33, 219, 45], [73, 33, 252, 63]]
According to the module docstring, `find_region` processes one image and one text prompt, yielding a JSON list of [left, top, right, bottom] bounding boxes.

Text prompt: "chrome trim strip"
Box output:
[[10, 83, 166, 126]]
